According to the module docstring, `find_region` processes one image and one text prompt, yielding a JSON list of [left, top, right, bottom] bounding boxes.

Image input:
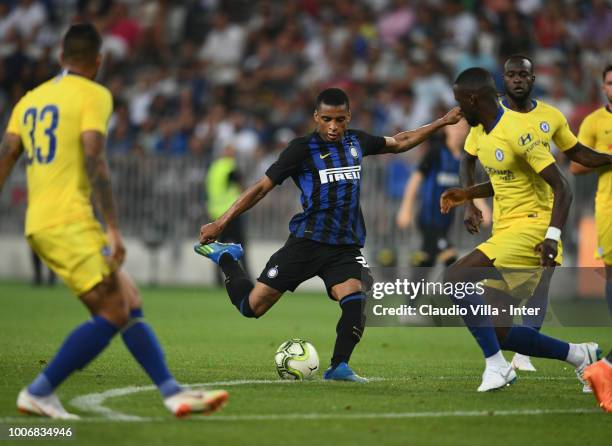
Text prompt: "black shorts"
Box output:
[[417, 222, 455, 263], [257, 235, 371, 298]]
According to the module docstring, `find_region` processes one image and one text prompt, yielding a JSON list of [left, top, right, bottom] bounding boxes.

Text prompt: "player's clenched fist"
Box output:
[[440, 187, 469, 214], [535, 239, 558, 267], [199, 221, 223, 245], [441, 107, 463, 126]]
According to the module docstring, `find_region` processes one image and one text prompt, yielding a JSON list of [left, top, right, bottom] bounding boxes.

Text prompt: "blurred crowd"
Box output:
[[1, 0, 612, 177]]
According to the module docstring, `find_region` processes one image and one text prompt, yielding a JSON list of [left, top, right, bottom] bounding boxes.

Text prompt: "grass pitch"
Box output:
[[0, 281, 610, 445]]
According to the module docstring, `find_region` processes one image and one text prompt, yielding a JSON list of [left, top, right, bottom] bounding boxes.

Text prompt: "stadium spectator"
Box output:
[[4, 0, 47, 46], [198, 12, 246, 88], [206, 144, 251, 284]]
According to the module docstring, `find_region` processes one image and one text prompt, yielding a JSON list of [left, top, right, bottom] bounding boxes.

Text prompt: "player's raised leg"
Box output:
[[195, 241, 284, 317], [497, 323, 600, 392]]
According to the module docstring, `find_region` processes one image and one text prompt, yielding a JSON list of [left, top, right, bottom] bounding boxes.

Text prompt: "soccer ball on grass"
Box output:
[[274, 339, 319, 380]]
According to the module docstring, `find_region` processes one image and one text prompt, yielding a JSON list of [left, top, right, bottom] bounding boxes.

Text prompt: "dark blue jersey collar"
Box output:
[[485, 105, 505, 134]]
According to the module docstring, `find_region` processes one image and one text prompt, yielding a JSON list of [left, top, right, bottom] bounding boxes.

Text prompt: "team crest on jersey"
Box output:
[[349, 144, 359, 158], [267, 265, 279, 279], [518, 133, 533, 146], [540, 121, 550, 133], [495, 148, 504, 161]]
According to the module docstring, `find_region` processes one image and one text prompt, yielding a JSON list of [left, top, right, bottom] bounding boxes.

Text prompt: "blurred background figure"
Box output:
[[31, 248, 56, 287], [206, 144, 250, 285], [396, 119, 491, 322]]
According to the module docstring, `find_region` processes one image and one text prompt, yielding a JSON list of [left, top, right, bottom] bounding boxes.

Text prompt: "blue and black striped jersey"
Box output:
[[417, 145, 461, 229], [266, 129, 386, 247]]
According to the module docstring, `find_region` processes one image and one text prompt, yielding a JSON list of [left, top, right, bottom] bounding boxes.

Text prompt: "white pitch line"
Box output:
[[0, 408, 602, 424], [0, 376, 588, 425]]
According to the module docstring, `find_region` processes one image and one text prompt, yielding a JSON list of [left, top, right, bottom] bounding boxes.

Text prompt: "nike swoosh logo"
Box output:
[[320, 153, 331, 159]]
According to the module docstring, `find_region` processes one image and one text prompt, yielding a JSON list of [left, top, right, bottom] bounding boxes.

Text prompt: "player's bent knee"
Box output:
[[82, 274, 131, 327], [117, 271, 142, 310], [248, 283, 283, 317], [331, 279, 362, 301]]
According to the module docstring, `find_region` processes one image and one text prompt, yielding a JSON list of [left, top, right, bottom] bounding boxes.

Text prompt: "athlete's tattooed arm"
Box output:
[[82, 130, 125, 268]]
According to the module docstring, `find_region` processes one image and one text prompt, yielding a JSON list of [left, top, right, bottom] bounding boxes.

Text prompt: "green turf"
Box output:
[[0, 281, 610, 445]]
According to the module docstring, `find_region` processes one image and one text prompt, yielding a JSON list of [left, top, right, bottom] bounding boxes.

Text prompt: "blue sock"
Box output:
[[453, 288, 500, 358], [28, 316, 118, 397], [239, 296, 257, 318], [500, 325, 569, 360], [523, 287, 548, 330], [121, 309, 181, 398], [606, 281, 612, 316]]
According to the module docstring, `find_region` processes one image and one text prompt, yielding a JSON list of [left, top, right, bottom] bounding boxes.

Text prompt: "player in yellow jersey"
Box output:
[[571, 65, 612, 318], [0, 24, 228, 419], [437, 68, 600, 392], [458, 56, 612, 373]]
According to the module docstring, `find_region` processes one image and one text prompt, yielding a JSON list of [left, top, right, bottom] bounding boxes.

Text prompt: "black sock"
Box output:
[[331, 293, 365, 368], [219, 253, 256, 318]]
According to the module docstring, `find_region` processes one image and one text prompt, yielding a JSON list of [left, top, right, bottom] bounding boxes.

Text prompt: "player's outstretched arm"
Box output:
[[396, 171, 423, 229], [82, 130, 125, 269], [382, 107, 463, 154], [536, 163, 572, 267], [565, 142, 612, 175], [199, 176, 275, 244], [0, 134, 23, 193]]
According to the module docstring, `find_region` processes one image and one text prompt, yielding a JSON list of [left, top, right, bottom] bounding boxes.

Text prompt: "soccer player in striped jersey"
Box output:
[[195, 88, 462, 382]]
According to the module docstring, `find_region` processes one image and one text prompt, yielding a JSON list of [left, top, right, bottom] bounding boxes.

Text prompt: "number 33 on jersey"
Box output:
[[6, 71, 113, 235]]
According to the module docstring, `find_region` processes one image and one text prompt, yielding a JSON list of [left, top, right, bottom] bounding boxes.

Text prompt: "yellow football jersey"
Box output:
[[577, 106, 612, 216], [466, 99, 577, 224], [499, 99, 578, 152], [6, 72, 112, 235], [464, 108, 556, 228]]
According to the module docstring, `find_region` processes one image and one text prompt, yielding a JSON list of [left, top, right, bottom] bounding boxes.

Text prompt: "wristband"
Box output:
[[545, 226, 561, 242]]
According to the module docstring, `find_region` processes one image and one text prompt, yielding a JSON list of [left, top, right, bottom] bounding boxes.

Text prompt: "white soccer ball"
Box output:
[[274, 339, 319, 380]]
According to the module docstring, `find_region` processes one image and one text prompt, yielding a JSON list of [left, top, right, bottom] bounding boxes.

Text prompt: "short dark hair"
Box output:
[[505, 54, 534, 71], [62, 23, 102, 64], [454, 67, 496, 92], [315, 88, 350, 110], [603, 64, 612, 80]]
